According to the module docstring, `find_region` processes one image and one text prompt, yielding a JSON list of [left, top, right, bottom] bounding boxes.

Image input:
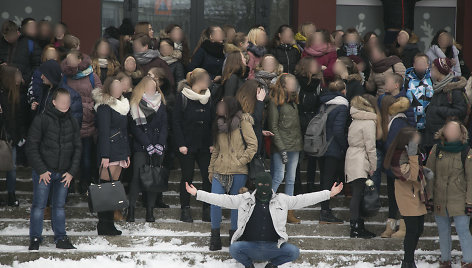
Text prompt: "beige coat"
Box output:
[[209, 113, 258, 176], [345, 97, 377, 183], [366, 62, 406, 95]]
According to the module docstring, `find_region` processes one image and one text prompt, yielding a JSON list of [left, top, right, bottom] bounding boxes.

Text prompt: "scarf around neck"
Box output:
[[98, 58, 108, 68], [372, 56, 402, 73], [304, 43, 336, 57], [216, 111, 242, 133], [73, 65, 94, 80], [134, 50, 161, 65], [181, 87, 211, 105], [130, 92, 162, 125], [438, 141, 468, 153], [201, 40, 225, 59], [433, 73, 455, 93], [159, 55, 178, 65]]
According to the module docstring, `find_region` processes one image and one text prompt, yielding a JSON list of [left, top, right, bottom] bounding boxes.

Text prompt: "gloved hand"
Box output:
[[155, 144, 164, 155], [423, 167, 434, 181], [405, 140, 418, 156], [146, 144, 157, 155], [466, 204, 472, 216], [280, 151, 288, 164], [425, 199, 434, 213]]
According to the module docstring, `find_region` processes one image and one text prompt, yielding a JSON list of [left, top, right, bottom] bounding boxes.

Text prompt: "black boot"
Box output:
[[401, 261, 417, 268], [245, 265, 255, 268], [126, 206, 135, 222], [209, 228, 222, 251], [358, 219, 376, 238], [319, 209, 343, 224], [180, 207, 193, 223], [155, 193, 169, 208], [97, 211, 122, 236], [202, 205, 211, 222], [78, 181, 89, 196], [28, 237, 40, 250], [146, 206, 155, 222], [229, 229, 236, 243], [7, 192, 19, 207], [265, 263, 278, 268], [56, 236, 76, 249]]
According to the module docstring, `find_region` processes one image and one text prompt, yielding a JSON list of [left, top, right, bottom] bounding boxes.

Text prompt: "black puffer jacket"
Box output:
[[12, 36, 42, 85], [269, 44, 300, 74], [424, 76, 468, 146], [381, 0, 421, 30], [26, 105, 82, 177], [0, 85, 28, 144], [344, 73, 365, 102], [297, 75, 322, 133], [0, 37, 15, 65], [169, 61, 186, 85]]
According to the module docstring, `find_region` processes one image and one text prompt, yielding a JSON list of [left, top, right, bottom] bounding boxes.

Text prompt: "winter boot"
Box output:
[[126, 206, 135, 222], [287, 210, 301, 224], [28, 237, 40, 250], [97, 211, 122, 236], [400, 261, 417, 268], [209, 228, 222, 251], [350, 219, 375, 238], [380, 218, 397, 238], [229, 229, 236, 243], [245, 265, 255, 268], [155, 192, 169, 208], [145, 206, 155, 222], [180, 207, 193, 223], [202, 205, 211, 222], [7, 192, 19, 207], [462, 262, 472, 268], [439, 261, 452, 268], [391, 219, 406, 238], [56, 236, 76, 249], [265, 263, 278, 268], [319, 209, 343, 224], [358, 219, 376, 238]]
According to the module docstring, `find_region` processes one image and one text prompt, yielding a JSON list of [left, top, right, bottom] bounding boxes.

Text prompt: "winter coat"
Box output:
[[0, 37, 15, 65], [209, 113, 257, 176], [344, 73, 365, 102], [426, 140, 472, 217], [404, 67, 434, 130], [302, 48, 337, 81], [366, 57, 406, 96], [130, 103, 168, 153], [26, 105, 82, 177], [61, 54, 103, 137], [247, 42, 267, 79], [320, 92, 349, 159], [269, 44, 300, 74], [384, 97, 411, 152], [397, 43, 421, 69], [381, 0, 419, 30], [297, 75, 322, 133], [426, 45, 461, 77], [93, 88, 130, 162], [196, 188, 331, 247], [11, 36, 42, 85], [252, 100, 265, 155], [0, 85, 28, 144], [254, 70, 278, 94], [378, 90, 416, 128], [91, 58, 121, 84], [392, 150, 427, 217], [173, 81, 214, 153], [223, 70, 247, 97], [188, 40, 225, 80], [424, 77, 468, 146], [345, 97, 377, 183], [268, 100, 303, 153], [169, 61, 186, 85]]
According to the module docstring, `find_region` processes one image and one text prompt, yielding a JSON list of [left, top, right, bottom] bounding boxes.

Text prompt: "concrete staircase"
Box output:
[[0, 166, 465, 267]]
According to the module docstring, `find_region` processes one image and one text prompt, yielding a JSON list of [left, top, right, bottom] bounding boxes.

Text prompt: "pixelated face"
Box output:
[[53, 93, 71, 113], [443, 121, 462, 142]]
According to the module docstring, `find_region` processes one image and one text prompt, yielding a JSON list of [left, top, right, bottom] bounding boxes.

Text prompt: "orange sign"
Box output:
[[155, 0, 172, 15]]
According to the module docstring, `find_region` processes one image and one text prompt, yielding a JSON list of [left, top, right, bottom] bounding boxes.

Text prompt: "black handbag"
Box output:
[[361, 178, 381, 217], [88, 167, 129, 213], [0, 127, 13, 172], [139, 155, 169, 192], [239, 127, 266, 180]]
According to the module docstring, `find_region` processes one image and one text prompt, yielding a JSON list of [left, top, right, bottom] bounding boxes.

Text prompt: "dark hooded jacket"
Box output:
[[11, 35, 42, 85], [319, 91, 349, 159], [297, 75, 322, 133], [188, 40, 225, 80], [269, 44, 300, 74]]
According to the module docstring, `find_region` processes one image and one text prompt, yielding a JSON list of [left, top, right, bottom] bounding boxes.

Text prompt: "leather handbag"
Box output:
[[139, 155, 169, 192], [361, 178, 381, 217], [0, 127, 13, 172], [88, 167, 129, 213], [239, 127, 266, 180]]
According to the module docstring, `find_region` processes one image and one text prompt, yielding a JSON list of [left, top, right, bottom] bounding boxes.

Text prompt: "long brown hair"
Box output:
[[0, 65, 20, 114], [294, 56, 323, 85], [192, 26, 222, 57], [269, 73, 299, 106], [222, 51, 246, 84], [236, 80, 258, 114], [380, 95, 398, 142], [91, 38, 121, 78], [130, 76, 166, 106], [383, 127, 418, 169]]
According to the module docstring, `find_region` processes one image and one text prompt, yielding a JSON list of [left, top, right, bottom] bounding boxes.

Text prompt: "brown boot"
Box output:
[[114, 210, 124, 221], [462, 262, 472, 268], [391, 219, 406, 239], [287, 210, 301, 224], [44, 206, 51, 220], [439, 261, 451, 268], [380, 218, 396, 238]]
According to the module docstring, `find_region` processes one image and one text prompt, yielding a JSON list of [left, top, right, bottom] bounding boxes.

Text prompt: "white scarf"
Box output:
[[182, 87, 211, 105], [98, 58, 108, 68]]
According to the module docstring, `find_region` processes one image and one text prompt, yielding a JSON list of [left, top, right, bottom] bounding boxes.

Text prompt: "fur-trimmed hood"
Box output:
[[434, 122, 469, 144], [92, 88, 130, 115], [241, 112, 255, 126], [388, 97, 410, 116], [351, 95, 375, 113], [224, 43, 241, 54], [440, 76, 468, 94], [346, 73, 363, 82]]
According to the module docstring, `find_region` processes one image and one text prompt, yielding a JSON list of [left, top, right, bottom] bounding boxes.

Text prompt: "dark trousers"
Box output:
[[128, 152, 158, 208], [179, 149, 211, 209], [320, 156, 342, 210], [80, 137, 94, 185], [349, 178, 366, 220], [387, 175, 398, 219], [403, 215, 424, 263]]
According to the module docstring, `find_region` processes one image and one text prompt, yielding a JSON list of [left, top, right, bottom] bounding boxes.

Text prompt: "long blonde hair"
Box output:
[[247, 28, 265, 46], [130, 76, 166, 106]]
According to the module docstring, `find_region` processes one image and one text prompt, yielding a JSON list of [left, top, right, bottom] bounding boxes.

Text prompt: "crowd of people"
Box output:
[[0, 15, 471, 268]]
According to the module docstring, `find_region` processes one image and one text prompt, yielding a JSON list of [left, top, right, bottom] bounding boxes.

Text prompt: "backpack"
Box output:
[[28, 39, 34, 55], [303, 104, 338, 157], [435, 145, 470, 170], [62, 73, 95, 89]]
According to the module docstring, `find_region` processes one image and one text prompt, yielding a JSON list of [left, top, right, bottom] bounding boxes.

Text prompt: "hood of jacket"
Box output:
[[320, 92, 349, 107], [38, 60, 62, 87], [224, 43, 241, 54], [350, 106, 377, 121], [388, 96, 410, 116], [77, 54, 93, 72], [247, 42, 267, 57], [351, 95, 375, 113], [439, 76, 467, 94], [92, 88, 130, 115]]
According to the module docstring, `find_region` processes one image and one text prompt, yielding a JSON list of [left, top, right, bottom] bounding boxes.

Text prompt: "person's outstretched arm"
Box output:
[[186, 182, 243, 209], [285, 182, 343, 210]]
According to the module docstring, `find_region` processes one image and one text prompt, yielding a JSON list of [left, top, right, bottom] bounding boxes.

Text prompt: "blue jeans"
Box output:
[[5, 146, 16, 193], [371, 148, 383, 192], [211, 174, 247, 230], [30, 170, 69, 242], [229, 241, 300, 267], [271, 151, 299, 196], [435, 211, 472, 263]]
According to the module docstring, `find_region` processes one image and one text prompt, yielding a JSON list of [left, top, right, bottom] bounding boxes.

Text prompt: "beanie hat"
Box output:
[[119, 18, 134, 36], [433, 57, 453, 75], [38, 60, 62, 86]]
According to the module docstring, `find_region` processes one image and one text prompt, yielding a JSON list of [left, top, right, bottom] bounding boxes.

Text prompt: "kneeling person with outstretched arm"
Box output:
[[186, 172, 343, 268]]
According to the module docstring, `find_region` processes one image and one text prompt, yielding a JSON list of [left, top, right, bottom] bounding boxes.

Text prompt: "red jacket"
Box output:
[[302, 46, 337, 82]]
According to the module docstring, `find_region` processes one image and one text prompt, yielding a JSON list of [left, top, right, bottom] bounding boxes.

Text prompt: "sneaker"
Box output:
[[28, 237, 40, 250], [56, 236, 76, 249], [319, 209, 343, 224]]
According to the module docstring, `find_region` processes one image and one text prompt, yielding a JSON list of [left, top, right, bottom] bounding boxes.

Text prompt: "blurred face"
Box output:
[[52, 93, 71, 113], [367, 34, 378, 47], [148, 24, 154, 38], [284, 76, 297, 93], [120, 77, 132, 92], [22, 21, 37, 38], [124, 56, 137, 72], [159, 41, 174, 57], [357, 61, 366, 72], [216, 101, 226, 116], [384, 76, 399, 93], [412, 132, 421, 145], [144, 79, 157, 96], [334, 31, 344, 48], [43, 47, 59, 61], [279, 27, 294, 44], [239, 37, 249, 51], [54, 24, 66, 40], [257, 31, 268, 46], [309, 59, 321, 74], [96, 41, 110, 58], [370, 46, 385, 63], [333, 59, 347, 75], [397, 31, 409, 47], [210, 27, 224, 43], [344, 33, 359, 44], [169, 27, 183, 43], [438, 32, 452, 49], [262, 56, 276, 73], [38, 23, 52, 39], [312, 32, 325, 46], [3, 30, 20, 44], [240, 52, 247, 66], [225, 28, 236, 41], [413, 56, 429, 74], [195, 73, 211, 90], [443, 122, 462, 142], [303, 25, 316, 37], [110, 80, 123, 98]]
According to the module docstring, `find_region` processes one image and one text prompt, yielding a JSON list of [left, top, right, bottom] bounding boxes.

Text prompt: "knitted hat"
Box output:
[[433, 57, 453, 75], [119, 18, 134, 36], [38, 60, 62, 86]]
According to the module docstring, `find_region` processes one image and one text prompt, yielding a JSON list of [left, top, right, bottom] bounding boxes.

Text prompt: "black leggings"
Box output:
[[128, 152, 158, 208], [179, 149, 211, 209], [319, 156, 342, 211], [349, 178, 366, 220], [387, 175, 398, 219], [403, 215, 424, 263]]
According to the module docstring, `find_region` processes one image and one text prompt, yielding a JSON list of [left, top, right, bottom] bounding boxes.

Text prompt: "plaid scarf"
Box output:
[[390, 150, 428, 203]]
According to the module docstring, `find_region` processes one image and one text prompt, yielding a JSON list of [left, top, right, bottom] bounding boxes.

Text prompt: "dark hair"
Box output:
[[21, 18, 35, 28], [414, 52, 429, 63], [315, 29, 332, 44], [236, 80, 258, 114], [133, 32, 151, 47], [212, 96, 242, 143], [431, 29, 454, 59], [1, 20, 18, 35], [0, 65, 20, 114], [294, 56, 324, 85], [159, 38, 174, 49], [193, 26, 222, 56], [52, 87, 71, 100], [164, 24, 190, 65], [271, 24, 294, 48], [383, 127, 418, 169], [104, 26, 120, 40], [343, 28, 360, 42]]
